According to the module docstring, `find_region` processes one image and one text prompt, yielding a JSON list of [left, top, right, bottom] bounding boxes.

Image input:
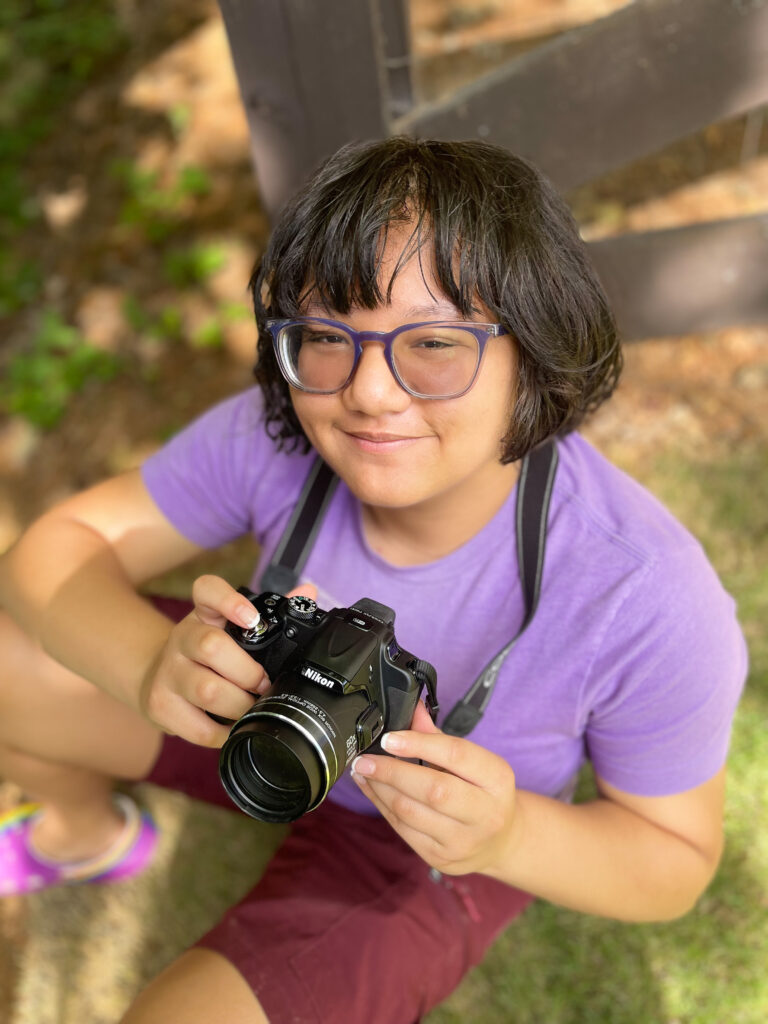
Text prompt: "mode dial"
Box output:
[[288, 595, 318, 621]]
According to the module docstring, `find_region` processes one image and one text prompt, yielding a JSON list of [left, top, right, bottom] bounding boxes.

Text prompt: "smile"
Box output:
[[344, 431, 423, 453]]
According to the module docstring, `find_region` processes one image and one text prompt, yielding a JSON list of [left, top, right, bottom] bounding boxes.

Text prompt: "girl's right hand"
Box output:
[[138, 574, 317, 748]]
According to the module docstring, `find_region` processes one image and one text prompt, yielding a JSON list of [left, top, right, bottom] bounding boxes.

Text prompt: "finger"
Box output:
[[379, 730, 505, 791], [409, 700, 440, 733], [353, 774, 454, 860], [144, 687, 231, 749], [192, 575, 262, 629], [352, 754, 477, 827], [180, 661, 262, 723], [179, 620, 269, 693]]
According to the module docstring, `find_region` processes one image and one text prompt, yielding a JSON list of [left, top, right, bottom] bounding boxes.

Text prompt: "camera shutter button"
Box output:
[[238, 613, 277, 644], [287, 595, 318, 620]]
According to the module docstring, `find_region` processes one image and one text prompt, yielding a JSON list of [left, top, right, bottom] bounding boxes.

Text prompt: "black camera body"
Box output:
[[218, 589, 438, 823]]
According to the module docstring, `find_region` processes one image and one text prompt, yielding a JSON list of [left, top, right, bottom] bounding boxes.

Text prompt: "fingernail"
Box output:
[[381, 733, 404, 752], [352, 756, 375, 776], [239, 607, 261, 629]]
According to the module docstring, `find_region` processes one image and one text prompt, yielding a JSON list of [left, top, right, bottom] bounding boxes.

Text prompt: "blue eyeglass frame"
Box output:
[[265, 316, 509, 399]]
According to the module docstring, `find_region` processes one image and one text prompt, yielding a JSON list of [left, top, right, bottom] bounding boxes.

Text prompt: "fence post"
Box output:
[[218, 0, 395, 219]]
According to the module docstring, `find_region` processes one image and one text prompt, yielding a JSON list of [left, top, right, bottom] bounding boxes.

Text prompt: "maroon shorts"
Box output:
[[146, 596, 533, 1023]]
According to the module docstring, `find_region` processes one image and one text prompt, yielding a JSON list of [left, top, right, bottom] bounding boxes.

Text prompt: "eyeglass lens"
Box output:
[[279, 322, 481, 398]]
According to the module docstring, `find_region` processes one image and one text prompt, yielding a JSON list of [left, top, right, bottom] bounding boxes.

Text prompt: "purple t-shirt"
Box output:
[[142, 388, 747, 815]]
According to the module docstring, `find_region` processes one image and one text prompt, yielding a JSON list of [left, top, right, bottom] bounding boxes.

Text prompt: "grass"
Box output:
[[427, 439, 768, 1024]]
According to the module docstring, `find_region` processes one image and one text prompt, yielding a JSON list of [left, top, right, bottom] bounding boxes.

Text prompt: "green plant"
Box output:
[[1, 310, 122, 428], [155, 306, 184, 342], [122, 296, 185, 343], [122, 294, 152, 333], [167, 103, 192, 139], [0, 1, 124, 146], [220, 300, 251, 322], [0, 251, 42, 316], [163, 244, 226, 288], [111, 160, 212, 243], [191, 317, 224, 349]]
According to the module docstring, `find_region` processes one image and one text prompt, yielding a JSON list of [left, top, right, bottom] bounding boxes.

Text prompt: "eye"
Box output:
[[301, 330, 350, 346], [413, 336, 455, 350], [403, 328, 476, 354]]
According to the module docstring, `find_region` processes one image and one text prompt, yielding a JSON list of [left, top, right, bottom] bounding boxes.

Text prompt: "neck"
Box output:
[[361, 460, 520, 567]]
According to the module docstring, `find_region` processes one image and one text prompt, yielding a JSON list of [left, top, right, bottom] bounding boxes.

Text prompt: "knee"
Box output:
[[121, 949, 268, 1024]]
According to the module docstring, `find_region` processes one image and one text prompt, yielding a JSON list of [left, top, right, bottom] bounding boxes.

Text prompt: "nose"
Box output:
[[342, 341, 411, 415]]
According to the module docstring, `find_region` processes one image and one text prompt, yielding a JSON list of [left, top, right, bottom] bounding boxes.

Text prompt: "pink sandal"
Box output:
[[0, 793, 157, 897]]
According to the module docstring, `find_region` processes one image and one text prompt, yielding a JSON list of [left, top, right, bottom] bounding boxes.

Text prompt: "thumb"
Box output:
[[409, 699, 441, 734], [285, 582, 318, 602]]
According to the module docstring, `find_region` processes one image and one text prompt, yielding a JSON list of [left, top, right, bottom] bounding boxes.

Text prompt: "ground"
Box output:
[[0, 1, 766, 1021]]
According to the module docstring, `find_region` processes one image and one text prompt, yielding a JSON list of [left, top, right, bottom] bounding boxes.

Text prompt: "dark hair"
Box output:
[[250, 136, 621, 462]]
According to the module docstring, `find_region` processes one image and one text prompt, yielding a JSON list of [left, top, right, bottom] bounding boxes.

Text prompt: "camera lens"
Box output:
[[220, 720, 323, 823], [218, 679, 372, 823]]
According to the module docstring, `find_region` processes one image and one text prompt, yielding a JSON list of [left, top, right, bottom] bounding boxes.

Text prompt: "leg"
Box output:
[[188, 799, 534, 1024], [121, 949, 269, 1024], [0, 608, 162, 861]]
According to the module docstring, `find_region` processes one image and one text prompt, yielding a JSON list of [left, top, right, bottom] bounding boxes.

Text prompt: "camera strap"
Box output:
[[260, 439, 559, 738], [441, 439, 558, 736], [260, 457, 340, 595]]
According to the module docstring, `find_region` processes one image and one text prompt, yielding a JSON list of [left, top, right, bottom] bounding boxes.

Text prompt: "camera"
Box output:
[[216, 589, 438, 823]]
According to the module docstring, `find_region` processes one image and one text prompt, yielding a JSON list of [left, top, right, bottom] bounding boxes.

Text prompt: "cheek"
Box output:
[[469, 358, 517, 426], [486, 345, 518, 424], [289, 392, 331, 440]]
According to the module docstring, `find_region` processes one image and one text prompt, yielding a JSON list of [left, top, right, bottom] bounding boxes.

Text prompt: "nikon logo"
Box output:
[[302, 666, 337, 689]]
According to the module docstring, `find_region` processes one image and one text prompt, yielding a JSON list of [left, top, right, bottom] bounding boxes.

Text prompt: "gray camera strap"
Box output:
[[259, 440, 559, 737], [441, 440, 558, 736], [260, 457, 340, 596]]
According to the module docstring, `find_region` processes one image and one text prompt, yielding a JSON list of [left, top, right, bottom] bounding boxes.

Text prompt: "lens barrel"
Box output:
[[218, 678, 370, 823]]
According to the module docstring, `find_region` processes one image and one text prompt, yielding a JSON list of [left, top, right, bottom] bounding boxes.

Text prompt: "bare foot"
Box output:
[[28, 801, 127, 864]]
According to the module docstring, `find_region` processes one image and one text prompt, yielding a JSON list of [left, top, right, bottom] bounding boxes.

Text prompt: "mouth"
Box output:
[[342, 429, 424, 452], [348, 431, 415, 442]]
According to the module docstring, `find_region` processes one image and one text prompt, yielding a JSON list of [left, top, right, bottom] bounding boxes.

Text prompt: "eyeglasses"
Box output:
[[266, 317, 509, 400]]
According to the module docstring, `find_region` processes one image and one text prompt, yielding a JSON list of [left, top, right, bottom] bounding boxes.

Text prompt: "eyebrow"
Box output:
[[302, 303, 463, 320], [403, 303, 463, 320]]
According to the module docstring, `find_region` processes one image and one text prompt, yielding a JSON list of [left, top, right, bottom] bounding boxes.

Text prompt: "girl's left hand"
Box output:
[[351, 702, 519, 877]]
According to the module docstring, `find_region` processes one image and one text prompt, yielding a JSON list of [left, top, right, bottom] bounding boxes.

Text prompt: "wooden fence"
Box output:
[[218, 0, 768, 340]]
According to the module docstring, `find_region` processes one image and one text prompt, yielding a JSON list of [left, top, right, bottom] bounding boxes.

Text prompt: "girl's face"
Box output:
[[288, 226, 519, 514]]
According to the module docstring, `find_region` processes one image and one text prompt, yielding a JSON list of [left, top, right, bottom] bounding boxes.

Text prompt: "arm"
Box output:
[[350, 703, 725, 922], [0, 470, 272, 745], [493, 769, 724, 921], [0, 470, 202, 699]]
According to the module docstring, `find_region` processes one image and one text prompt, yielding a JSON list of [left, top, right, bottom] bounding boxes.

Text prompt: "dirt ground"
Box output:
[[0, 1, 767, 1021]]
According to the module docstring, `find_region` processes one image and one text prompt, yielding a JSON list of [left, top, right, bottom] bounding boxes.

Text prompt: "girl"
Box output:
[[0, 138, 746, 1023]]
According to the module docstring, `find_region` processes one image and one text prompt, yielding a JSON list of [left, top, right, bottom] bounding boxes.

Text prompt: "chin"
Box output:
[[342, 470, 424, 509]]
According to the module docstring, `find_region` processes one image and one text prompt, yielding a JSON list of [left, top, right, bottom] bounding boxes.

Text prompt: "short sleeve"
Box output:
[[583, 545, 748, 796], [141, 389, 267, 548]]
